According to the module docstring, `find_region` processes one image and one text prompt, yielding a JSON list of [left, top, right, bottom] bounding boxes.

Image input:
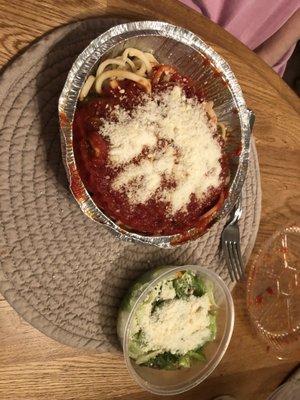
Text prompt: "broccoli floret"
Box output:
[[143, 348, 206, 369], [144, 352, 180, 370]]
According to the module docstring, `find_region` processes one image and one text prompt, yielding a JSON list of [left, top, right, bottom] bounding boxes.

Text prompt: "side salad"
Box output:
[[120, 270, 217, 370]]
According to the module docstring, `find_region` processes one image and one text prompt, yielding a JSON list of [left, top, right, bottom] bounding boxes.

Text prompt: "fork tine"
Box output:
[[221, 198, 244, 282], [223, 240, 235, 282], [230, 242, 244, 281], [228, 241, 240, 281], [232, 242, 245, 280]]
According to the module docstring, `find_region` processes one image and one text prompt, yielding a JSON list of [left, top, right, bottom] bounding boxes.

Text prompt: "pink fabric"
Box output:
[[180, 0, 300, 75]]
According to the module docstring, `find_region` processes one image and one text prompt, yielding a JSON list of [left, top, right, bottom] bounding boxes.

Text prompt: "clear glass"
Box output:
[[118, 265, 234, 395], [247, 224, 300, 359]]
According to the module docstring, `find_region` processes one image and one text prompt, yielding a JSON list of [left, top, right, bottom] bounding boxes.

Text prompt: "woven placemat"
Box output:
[[0, 18, 261, 352]]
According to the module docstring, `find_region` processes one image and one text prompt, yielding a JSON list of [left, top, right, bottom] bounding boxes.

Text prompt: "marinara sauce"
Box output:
[[73, 66, 228, 235]]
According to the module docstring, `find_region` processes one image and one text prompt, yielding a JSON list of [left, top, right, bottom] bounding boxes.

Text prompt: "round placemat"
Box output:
[[0, 18, 261, 352]]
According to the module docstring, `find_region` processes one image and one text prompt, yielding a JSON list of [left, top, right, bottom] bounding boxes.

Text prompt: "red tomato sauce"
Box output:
[[73, 66, 228, 235]]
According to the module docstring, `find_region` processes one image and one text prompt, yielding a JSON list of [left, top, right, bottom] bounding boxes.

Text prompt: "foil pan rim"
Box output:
[[58, 20, 251, 248]]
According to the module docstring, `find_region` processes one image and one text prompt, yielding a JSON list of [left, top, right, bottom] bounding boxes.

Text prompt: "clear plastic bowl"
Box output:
[[117, 265, 234, 395]]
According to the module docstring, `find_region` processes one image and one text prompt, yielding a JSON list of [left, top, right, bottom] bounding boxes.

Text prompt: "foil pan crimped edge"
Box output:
[[58, 21, 251, 248]]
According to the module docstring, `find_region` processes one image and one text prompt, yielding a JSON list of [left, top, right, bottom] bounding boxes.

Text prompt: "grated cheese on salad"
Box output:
[[133, 293, 212, 354]]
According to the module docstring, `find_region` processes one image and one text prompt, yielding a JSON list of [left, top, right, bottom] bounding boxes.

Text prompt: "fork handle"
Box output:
[[248, 109, 256, 132], [228, 199, 242, 226]]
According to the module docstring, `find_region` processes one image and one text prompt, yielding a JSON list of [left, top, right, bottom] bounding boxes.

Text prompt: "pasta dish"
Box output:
[[73, 48, 229, 235]]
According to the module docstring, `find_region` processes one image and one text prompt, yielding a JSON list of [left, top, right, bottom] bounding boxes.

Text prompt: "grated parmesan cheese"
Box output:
[[100, 86, 222, 213], [131, 292, 212, 354]]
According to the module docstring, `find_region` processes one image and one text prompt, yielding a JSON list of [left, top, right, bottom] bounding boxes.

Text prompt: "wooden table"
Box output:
[[0, 1, 299, 399]]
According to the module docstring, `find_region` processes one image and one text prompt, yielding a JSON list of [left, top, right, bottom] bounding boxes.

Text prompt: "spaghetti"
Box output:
[[74, 48, 229, 235]]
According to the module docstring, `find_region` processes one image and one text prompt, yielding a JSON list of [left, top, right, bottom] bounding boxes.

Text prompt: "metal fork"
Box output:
[[221, 200, 245, 282], [221, 110, 255, 282]]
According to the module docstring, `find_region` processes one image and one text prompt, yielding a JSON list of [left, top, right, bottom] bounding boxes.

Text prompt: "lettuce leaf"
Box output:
[[173, 270, 206, 298]]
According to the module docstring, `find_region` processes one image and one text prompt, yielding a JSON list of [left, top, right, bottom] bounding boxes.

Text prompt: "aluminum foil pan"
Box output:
[[58, 20, 252, 248]]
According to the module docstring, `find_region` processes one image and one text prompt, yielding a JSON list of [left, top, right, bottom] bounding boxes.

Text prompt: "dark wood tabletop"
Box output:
[[0, 1, 299, 399]]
